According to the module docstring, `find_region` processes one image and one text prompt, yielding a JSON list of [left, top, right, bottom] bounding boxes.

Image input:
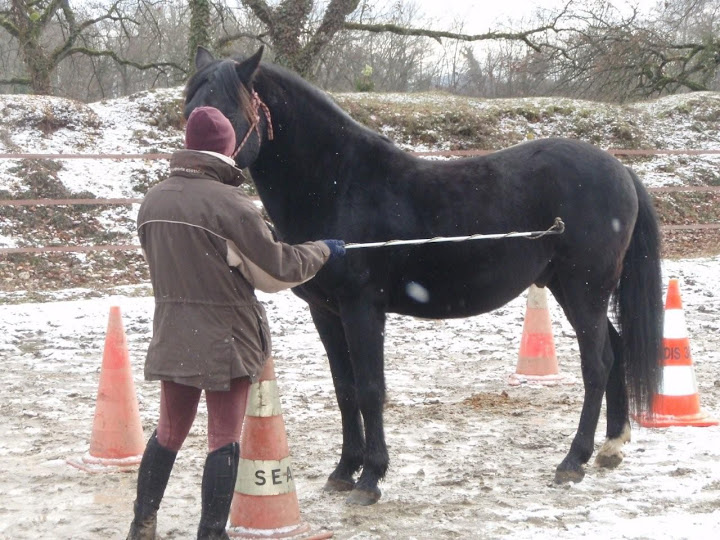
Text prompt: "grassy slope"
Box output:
[[1, 89, 719, 300]]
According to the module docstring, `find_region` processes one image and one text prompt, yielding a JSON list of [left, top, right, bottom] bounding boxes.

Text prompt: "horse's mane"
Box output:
[[255, 61, 395, 146]]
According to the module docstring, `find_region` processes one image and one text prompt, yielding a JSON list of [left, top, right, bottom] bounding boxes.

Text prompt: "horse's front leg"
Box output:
[[339, 297, 388, 506], [309, 306, 364, 492]]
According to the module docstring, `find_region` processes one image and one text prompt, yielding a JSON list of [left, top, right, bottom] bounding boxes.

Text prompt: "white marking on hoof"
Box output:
[[619, 421, 631, 443], [595, 422, 631, 469]]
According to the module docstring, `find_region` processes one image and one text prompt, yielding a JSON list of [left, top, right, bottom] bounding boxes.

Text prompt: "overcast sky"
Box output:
[[407, 0, 655, 33], [409, 0, 567, 32]]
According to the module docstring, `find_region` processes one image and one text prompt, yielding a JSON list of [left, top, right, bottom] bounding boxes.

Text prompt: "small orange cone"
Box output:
[[228, 357, 332, 539], [508, 285, 565, 385], [67, 306, 145, 472], [635, 279, 718, 428]]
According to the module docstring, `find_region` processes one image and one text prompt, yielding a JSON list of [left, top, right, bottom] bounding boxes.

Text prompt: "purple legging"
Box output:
[[156, 378, 251, 452]]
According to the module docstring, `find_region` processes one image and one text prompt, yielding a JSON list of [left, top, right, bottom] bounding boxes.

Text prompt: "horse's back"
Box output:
[[386, 138, 638, 250], [474, 138, 634, 197], [454, 138, 640, 251]]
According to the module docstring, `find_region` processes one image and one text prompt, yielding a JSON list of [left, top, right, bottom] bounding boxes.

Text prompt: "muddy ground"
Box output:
[[1, 257, 719, 539]]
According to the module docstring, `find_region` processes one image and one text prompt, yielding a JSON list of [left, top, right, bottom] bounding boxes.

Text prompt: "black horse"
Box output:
[[184, 47, 664, 506]]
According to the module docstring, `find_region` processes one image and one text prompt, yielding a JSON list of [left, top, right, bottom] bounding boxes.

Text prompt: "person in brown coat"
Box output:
[[127, 106, 345, 540]]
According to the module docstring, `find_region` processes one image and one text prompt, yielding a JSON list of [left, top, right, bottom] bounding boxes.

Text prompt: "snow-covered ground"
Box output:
[[0, 257, 718, 539]]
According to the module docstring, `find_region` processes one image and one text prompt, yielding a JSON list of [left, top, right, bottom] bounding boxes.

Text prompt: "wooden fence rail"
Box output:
[[2, 148, 720, 160], [1, 150, 719, 255], [3, 184, 720, 209]]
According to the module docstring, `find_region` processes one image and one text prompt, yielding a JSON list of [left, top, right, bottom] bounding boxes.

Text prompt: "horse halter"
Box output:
[[231, 90, 274, 159]]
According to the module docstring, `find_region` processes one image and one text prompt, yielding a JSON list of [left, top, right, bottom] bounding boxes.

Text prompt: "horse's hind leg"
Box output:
[[548, 278, 614, 483], [595, 323, 631, 469], [309, 306, 365, 492]]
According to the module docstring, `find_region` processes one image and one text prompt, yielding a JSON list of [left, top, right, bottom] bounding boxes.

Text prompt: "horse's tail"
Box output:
[[613, 167, 663, 415]]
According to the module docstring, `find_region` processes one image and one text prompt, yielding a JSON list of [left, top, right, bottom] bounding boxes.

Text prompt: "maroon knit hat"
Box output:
[[185, 106, 236, 156]]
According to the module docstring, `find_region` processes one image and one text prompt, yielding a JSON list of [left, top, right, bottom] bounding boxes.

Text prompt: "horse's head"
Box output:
[[184, 46, 270, 169]]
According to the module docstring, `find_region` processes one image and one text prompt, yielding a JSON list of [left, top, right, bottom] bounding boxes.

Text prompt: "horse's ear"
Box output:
[[235, 46, 264, 84], [195, 46, 215, 70]]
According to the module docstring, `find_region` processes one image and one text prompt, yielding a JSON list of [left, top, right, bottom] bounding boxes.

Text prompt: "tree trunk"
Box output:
[[19, 33, 52, 94], [189, 0, 212, 72], [27, 55, 53, 95]]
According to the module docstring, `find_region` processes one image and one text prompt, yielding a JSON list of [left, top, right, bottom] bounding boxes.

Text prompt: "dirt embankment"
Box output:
[[2, 90, 720, 297]]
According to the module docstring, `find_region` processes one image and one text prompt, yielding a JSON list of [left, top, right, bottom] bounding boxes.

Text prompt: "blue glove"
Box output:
[[322, 239, 346, 259]]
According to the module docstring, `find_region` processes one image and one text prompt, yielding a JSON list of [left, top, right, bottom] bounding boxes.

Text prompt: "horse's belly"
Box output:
[[389, 281, 521, 318], [387, 253, 542, 319]]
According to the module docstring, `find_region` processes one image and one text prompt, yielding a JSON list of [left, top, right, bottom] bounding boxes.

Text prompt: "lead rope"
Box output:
[[345, 217, 565, 250], [232, 91, 274, 159]]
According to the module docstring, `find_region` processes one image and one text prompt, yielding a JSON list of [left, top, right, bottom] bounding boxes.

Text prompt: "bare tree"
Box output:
[[229, 0, 570, 79], [313, 0, 436, 92], [3, 0, 717, 103], [456, 44, 556, 98], [77, 0, 190, 99], [0, 0, 184, 95], [234, 0, 361, 77], [528, 0, 720, 101]]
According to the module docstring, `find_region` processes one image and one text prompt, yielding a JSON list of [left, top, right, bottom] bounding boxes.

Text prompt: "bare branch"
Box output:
[[61, 47, 186, 74], [299, 0, 361, 72], [0, 76, 31, 86], [342, 21, 561, 52], [0, 13, 19, 37], [38, 0, 65, 28], [241, 0, 274, 27], [51, 1, 129, 65], [214, 31, 269, 51]]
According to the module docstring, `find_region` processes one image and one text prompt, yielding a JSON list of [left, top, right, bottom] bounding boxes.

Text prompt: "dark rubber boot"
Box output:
[[127, 430, 178, 540], [197, 441, 240, 540]]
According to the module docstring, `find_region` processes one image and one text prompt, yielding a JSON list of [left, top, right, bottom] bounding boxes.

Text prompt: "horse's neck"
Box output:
[[252, 166, 317, 236], [253, 82, 389, 240]]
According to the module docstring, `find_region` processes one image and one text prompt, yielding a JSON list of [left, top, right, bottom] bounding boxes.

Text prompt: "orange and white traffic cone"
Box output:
[[228, 357, 332, 539], [635, 279, 718, 428], [67, 306, 145, 472], [508, 285, 565, 385]]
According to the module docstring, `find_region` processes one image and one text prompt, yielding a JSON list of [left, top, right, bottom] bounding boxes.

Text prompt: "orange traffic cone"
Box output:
[[508, 285, 565, 386], [228, 357, 332, 539], [67, 306, 145, 472], [635, 279, 718, 428]]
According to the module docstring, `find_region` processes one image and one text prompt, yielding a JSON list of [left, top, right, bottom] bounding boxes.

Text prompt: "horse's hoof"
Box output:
[[594, 426, 630, 469], [595, 452, 623, 469], [554, 466, 585, 484], [345, 487, 381, 506], [323, 477, 355, 492]]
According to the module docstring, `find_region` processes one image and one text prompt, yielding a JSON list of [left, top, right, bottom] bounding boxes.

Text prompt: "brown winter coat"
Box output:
[[137, 150, 330, 390]]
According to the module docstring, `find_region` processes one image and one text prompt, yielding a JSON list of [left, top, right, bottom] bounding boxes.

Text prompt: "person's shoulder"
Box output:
[[221, 186, 258, 210], [139, 180, 167, 203], [211, 188, 260, 227]]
